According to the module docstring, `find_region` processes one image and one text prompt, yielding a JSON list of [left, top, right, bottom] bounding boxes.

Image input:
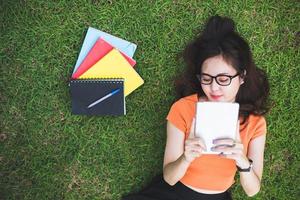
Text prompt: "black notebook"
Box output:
[[70, 78, 125, 116]]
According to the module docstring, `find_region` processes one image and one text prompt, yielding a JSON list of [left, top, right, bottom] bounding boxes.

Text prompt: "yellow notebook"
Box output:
[[79, 49, 144, 96]]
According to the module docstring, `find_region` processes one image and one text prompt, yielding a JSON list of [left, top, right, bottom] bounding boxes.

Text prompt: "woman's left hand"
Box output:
[[211, 123, 250, 169]]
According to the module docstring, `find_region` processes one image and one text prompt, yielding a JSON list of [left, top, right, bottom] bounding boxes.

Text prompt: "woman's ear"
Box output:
[[240, 70, 247, 85]]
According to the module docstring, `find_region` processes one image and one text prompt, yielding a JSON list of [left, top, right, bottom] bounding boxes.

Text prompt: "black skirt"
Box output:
[[122, 174, 232, 200]]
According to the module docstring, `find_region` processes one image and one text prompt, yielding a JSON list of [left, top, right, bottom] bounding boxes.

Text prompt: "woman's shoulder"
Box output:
[[167, 94, 199, 134], [244, 114, 267, 138], [173, 93, 199, 105], [247, 114, 266, 125], [171, 94, 198, 117]]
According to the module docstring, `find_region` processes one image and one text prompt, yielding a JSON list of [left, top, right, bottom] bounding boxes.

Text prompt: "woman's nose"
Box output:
[[210, 79, 220, 91]]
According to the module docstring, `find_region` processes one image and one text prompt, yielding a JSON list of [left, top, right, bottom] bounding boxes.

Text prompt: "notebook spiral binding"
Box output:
[[70, 78, 124, 85]]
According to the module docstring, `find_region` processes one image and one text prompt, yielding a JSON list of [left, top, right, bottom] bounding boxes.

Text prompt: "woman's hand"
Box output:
[[211, 122, 250, 169], [183, 119, 207, 163]]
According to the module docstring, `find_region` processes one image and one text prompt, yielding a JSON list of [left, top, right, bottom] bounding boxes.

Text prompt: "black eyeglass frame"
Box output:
[[196, 73, 240, 86]]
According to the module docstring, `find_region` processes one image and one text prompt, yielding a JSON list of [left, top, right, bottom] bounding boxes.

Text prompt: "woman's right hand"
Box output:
[[183, 118, 207, 163]]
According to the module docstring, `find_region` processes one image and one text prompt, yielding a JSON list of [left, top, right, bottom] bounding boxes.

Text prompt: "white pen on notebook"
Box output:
[[87, 88, 121, 109]]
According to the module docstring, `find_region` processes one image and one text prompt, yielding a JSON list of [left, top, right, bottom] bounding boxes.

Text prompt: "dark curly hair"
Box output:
[[175, 15, 270, 122]]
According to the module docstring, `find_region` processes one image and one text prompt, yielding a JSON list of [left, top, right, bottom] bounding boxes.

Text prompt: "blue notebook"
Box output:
[[73, 27, 137, 74], [70, 78, 125, 116]]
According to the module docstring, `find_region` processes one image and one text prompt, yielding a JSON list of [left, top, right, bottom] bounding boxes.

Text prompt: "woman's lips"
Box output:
[[210, 94, 223, 100]]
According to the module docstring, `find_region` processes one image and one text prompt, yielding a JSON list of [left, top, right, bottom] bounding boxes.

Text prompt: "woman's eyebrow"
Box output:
[[217, 73, 231, 75], [201, 72, 231, 76]]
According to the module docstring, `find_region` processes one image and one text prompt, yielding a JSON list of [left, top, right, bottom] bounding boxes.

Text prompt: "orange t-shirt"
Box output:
[[166, 94, 267, 191]]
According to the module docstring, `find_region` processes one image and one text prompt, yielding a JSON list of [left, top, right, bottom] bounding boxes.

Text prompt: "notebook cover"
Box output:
[[79, 49, 144, 96], [72, 38, 136, 79], [72, 27, 137, 74], [70, 79, 125, 116]]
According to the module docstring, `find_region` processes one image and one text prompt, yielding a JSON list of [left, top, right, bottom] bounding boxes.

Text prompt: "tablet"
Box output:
[[195, 102, 239, 154]]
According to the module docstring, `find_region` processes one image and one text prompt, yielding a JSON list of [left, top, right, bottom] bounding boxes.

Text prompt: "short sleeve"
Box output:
[[251, 116, 267, 140], [166, 100, 187, 133]]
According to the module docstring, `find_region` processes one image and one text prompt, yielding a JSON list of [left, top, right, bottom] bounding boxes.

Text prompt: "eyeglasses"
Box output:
[[196, 73, 240, 86]]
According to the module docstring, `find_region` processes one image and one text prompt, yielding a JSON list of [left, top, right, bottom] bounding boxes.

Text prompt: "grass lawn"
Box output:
[[1, 0, 299, 199]]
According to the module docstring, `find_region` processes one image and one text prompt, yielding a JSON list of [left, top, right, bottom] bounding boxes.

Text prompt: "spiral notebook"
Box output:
[[70, 78, 125, 116]]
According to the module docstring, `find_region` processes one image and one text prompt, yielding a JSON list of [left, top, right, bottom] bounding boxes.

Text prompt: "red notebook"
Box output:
[[72, 37, 136, 79]]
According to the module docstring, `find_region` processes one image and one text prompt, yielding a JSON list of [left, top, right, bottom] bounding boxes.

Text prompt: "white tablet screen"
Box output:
[[195, 102, 239, 154]]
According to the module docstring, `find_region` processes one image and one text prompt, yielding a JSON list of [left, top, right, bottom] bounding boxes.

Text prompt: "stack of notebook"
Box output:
[[70, 27, 144, 116]]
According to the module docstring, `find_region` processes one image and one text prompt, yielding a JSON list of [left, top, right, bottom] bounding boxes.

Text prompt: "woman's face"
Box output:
[[200, 55, 244, 102]]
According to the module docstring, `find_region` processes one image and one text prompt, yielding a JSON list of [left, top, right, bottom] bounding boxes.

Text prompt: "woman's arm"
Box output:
[[163, 122, 189, 185], [240, 134, 266, 196], [212, 133, 266, 197], [163, 120, 206, 186]]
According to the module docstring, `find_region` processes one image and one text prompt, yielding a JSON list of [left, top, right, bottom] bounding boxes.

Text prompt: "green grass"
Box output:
[[1, 0, 299, 199]]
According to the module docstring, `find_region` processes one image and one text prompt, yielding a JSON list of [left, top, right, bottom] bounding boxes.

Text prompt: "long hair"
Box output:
[[175, 15, 270, 122]]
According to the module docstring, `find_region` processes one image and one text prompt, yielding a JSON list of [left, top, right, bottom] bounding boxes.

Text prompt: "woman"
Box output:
[[123, 15, 269, 200]]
